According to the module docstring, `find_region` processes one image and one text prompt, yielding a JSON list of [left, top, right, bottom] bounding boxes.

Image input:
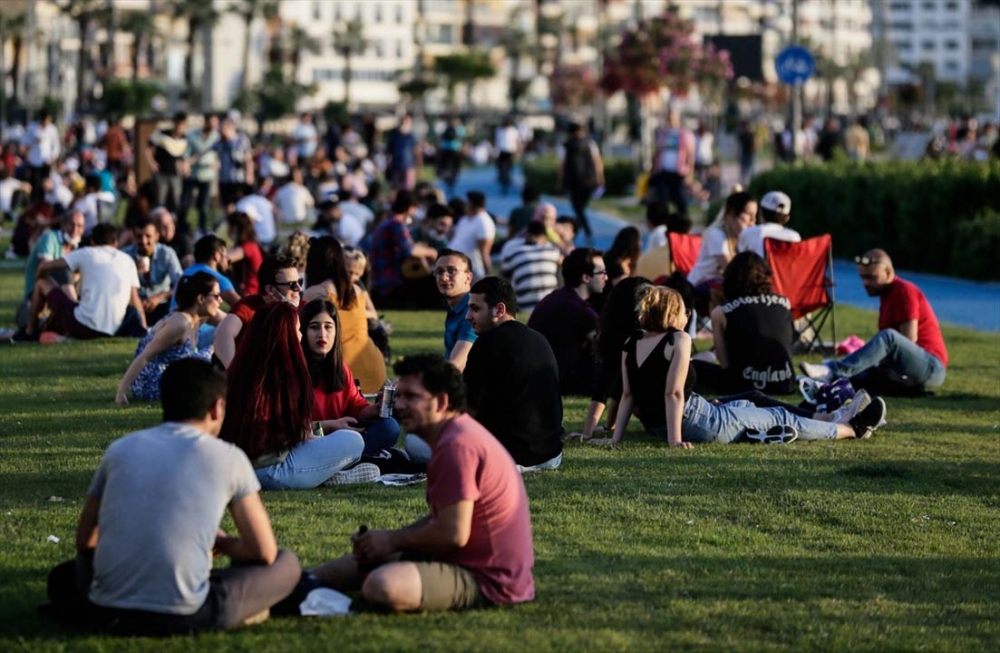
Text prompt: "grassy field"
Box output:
[[0, 259, 998, 652]]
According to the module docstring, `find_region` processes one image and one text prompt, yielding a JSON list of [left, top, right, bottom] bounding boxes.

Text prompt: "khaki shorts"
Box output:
[[411, 562, 490, 612]]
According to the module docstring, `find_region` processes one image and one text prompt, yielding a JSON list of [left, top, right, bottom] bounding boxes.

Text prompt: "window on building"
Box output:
[[944, 60, 959, 72], [374, 4, 382, 23], [921, 40, 936, 51], [895, 40, 912, 51], [374, 41, 384, 58], [889, 1, 911, 10], [972, 37, 999, 52], [334, 4, 341, 21], [890, 21, 914, 31], [396, 41, 404, 59], [313, 1, 322, 20], [944, 40, 959, 51], [427, 24, 454, 44], [921, 1, 937, 11], [396, 4, 404, 23], [944, 1, 959, 9]]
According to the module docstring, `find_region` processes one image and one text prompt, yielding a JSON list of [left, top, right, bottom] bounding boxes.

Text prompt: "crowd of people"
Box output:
[[0, 109, 953, 634]]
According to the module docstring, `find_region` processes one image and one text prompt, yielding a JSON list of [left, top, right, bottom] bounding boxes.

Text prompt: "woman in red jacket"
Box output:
[[301, 299, 400, 455]]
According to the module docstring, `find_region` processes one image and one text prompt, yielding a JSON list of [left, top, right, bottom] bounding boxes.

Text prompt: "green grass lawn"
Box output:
[[1, 260, 998, 652]]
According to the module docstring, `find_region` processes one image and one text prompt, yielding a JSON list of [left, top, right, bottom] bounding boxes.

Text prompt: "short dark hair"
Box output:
[[91, 223, 117, 246], [84, 173, 102, 191], [426, 203, 454, 221], [562, 247, 599, 287], [556, 215, 578, 236], [172, 111, 188, 123], [525, 221, 547, 238], [447, 197, 466, 218], [466, 191, 486, 210], [760, 208, 785, 224], [436, 248, 472, 270], [194, 235, 228, 263], [391, 189, 416, 214], [646, 201, 670, 227], [393, 353, 466, 412], [160, 358, 226, 422], [132, 214, 154, 232], [470, 276, 518, 316], [258, 254, 297, 290], [522, 184, 541, 204]]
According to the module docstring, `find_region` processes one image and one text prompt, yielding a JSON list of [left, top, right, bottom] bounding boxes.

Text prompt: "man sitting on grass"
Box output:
[[15, 224, 147, 342], [15, 209, 85, 331], [213, 255, 301, 367], [464, 277, 564, 471], [800, 249, 948, 395], [309, 353, 535, 612], [44, 359, 300, 634]]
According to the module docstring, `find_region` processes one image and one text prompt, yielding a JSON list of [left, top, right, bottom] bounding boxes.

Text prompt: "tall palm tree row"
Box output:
[[332, 15, 368, 111], [229, 0, 280, 99], [56, 0, 111, 114]]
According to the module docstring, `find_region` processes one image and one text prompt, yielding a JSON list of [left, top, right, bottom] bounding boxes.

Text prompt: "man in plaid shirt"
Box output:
[[370, 190, 439, 308]]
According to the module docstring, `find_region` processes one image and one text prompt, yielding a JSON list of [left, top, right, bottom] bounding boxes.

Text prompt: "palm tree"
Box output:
[[499, 27, 531, 113], [332, 16, 368, 111], [171, 0, 220, 109], [57, 0, 112, 114], [287, 24, 320, 85], [228, 0, 279, 99], [118, 10, 158, 82], [2, 13, 28, 105]]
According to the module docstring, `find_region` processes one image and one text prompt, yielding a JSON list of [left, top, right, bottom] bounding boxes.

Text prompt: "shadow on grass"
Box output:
[[1, 554, 996, 642]]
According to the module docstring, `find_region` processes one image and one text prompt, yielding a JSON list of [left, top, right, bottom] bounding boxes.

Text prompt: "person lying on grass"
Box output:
[[587, 285, 888, 447], [115, 273, 222, 404], [221, 302, 374, 490], [300, 298, 399, 456], [45, 358, 300, 635], [308, 353, 535, 612]]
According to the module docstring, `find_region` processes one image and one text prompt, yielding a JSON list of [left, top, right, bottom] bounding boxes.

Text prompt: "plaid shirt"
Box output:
[[370, 214, 414, 296]]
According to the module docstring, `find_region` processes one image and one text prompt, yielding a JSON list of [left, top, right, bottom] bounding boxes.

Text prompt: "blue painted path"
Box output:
[[440, 165, 1000, 333]]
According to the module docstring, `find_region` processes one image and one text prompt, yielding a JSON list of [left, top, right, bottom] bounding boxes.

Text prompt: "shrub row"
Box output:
[[522, 155, 637, 197], [749, 160, 1000, 281]]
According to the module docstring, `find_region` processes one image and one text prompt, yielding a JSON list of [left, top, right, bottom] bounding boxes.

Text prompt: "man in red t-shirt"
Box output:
[[213, 255, 301, 367], [801, 249, 947, 393], [310, 353, 535, 612]]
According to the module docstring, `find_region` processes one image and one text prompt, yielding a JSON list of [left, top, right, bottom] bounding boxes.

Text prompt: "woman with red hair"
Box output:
[[220, 301, 368, 489]]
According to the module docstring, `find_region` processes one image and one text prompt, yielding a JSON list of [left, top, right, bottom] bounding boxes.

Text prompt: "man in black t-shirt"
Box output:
[[464, 277, 564, 471]]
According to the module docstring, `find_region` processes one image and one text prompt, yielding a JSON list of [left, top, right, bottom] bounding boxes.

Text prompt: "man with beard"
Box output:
[[800, 249, 948, 394]]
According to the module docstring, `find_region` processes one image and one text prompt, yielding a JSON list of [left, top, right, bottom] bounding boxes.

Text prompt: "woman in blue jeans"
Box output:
[[301, 299, 399, 455], [588, 285, 888, 447], [220, 302, 368, 490]]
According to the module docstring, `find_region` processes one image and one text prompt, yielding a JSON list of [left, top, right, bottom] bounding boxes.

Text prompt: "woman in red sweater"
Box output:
[[301, 299, 400, 455]]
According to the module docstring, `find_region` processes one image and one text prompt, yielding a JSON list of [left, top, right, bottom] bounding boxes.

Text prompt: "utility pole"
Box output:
[[790, 0, 801, 161]]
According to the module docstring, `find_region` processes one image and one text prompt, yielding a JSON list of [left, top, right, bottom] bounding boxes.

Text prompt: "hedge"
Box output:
[[749, 160, 1000, 281], [523, 155, 637, 197]]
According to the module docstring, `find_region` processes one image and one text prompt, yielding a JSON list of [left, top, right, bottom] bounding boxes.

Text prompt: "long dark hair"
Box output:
[[305, 236, 357, 309], [300, 299, 346, 392], [605, 226, 642, 268], [227, 211, 258, 244], [723, 251, 774, 300], [598, 276, 651, 365], [221, 302, 313, 460], [174, 271, 217, 310]]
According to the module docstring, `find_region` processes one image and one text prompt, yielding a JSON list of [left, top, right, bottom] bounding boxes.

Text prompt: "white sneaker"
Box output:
[[833, 389, 872, 425], [799, 361, 834, 383], [323, 463, 380, 486]]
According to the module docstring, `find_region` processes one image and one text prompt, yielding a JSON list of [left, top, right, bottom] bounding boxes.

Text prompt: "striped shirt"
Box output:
[[500, 239, 561, 311]]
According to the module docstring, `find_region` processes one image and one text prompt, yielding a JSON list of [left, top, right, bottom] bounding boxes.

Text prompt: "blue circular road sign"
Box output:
[[775, 46, 815, 85]]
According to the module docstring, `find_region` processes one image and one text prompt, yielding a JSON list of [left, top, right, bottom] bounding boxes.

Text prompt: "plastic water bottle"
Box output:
[[379, 379, 395, 418]]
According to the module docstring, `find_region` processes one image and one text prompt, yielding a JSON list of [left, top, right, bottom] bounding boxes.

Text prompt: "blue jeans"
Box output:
[[405, 434, 432, 466], [362, 418, 401, 455], [256, 430, 364, 490], [680, 393, 838, 443], [828, 329, 946, 388]]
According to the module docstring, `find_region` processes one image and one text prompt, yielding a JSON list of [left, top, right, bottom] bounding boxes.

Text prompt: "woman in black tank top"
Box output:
[[588, 285, 889, 446]]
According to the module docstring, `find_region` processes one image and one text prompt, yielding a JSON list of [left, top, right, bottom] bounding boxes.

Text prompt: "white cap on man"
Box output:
[[760, 191, 792, 215]]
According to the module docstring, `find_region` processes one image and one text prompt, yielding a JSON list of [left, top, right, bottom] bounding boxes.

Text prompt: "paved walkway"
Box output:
[[441, 165, 1000, 333]]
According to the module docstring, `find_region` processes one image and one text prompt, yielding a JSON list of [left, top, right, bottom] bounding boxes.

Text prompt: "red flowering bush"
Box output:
[[550, 64, 598, 110]]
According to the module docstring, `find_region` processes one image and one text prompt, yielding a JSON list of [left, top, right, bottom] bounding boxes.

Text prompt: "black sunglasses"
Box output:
[[274, 280, 303, 291]]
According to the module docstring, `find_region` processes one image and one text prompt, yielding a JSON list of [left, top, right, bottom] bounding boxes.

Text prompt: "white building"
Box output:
[[877, 0, 972, 85]]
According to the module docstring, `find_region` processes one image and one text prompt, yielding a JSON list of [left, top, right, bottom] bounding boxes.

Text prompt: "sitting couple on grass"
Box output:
[[44, 355, 534, 635], [587, 285, 889, 447]]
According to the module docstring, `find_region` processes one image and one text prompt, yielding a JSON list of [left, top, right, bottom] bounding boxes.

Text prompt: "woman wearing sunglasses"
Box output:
[[116, 272, 222, 404], [301, 236, 387, 394], [587, 285, 888, 447]]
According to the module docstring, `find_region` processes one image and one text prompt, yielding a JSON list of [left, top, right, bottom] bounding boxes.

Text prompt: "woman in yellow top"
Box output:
[[302, 236, 386, 393]]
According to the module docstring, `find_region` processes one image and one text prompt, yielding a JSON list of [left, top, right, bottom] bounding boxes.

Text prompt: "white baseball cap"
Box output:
[[760, 191, 791, 214]]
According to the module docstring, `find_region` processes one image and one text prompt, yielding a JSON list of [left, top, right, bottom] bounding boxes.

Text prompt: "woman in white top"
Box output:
[[687, 191, 757, 293]]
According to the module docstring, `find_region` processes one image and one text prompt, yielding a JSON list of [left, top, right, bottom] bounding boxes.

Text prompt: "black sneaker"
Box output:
[[9, 329, 39, 343], [849, 397, 887, 439]]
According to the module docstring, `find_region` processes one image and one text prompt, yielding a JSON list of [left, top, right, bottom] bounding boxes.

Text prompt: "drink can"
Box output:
[[379, 386, 395, 418]]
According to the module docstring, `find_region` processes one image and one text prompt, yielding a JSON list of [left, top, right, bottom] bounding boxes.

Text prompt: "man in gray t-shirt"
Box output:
[[45, 359, 300, 634]]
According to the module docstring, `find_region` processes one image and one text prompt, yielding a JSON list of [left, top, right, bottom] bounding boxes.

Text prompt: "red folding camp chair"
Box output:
[[668, 232, 702, 277], [764, 235, 836, 353]]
